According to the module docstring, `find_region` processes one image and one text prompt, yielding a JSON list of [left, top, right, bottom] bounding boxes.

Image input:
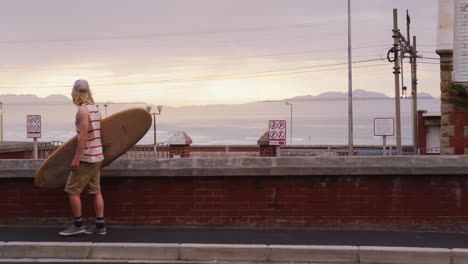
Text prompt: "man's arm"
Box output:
[[71, 106, 89, 171]]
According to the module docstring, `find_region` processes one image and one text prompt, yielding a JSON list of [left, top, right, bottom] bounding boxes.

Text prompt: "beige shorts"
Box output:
[[64, 161, 103, 195]]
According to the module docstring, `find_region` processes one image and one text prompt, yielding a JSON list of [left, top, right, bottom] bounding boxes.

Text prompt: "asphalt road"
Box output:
[[1, 226, 468, 248]]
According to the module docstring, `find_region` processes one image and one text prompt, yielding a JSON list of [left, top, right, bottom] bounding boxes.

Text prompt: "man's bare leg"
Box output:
[[68, 194, 82, 217], [93, 193, 104, 218]]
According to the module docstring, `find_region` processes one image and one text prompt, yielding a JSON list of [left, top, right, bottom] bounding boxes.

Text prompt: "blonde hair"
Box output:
[[71, 79, 95, 105]]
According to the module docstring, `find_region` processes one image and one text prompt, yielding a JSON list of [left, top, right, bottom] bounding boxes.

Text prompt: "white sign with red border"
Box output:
[[374, 117, 395, 136], [269, 120, 286, 145], [27, 115, 41, 138]]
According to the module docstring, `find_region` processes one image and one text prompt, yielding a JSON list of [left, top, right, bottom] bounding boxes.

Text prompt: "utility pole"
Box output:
[[393, 9, 402, 155], [402, 10, 419, 154], [406, 9, 418, 155], [406, 10, 411, 46], [411, 36, 418, 155], [389, 9, 419, 155], [0, 101, 3, 142], [347, 0, 354, 156]]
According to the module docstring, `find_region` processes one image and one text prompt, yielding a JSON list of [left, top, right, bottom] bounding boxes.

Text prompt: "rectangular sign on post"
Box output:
[[27, 115, 41, 138], [374, 117, 394, 156], [269, 120, 286, 145], [374, 118, 395, 137]]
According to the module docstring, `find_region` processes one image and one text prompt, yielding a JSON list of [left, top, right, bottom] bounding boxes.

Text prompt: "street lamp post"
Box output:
[[285, 102, 293, 145], [347, 0, 354, 156], [104, 104, 108, 118], [146, 105, 163, 153]]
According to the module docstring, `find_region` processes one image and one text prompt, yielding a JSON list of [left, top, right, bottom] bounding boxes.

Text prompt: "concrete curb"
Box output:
[[453, 248, 468, 264], [269, 245, 358, 263], [180, 244, 267, 261], [359, 246, 451, 264], [0, 242, 467, 263], [3, 242, 92, 259], [91, 243, 179, 260]]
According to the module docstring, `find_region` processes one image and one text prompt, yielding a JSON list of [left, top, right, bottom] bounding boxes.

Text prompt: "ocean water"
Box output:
[[3, 99, 440, 146]]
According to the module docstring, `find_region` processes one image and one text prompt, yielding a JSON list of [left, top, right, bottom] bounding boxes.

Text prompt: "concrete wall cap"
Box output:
[[5, 156, 468, 178]]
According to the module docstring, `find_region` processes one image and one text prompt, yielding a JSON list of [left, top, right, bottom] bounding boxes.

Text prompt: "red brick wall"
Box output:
[[259, 145, 277, 157], [3, 175, 468, 229], [169, 145, 190, 158], [450, 108, 468, 154], [0, 152, 31, 159]]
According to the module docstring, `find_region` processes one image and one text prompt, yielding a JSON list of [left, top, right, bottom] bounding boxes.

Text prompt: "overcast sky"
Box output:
[[0, 0, 439, 105]]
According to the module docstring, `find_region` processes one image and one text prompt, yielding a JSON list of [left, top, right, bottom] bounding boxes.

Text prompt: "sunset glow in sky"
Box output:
[[0, 0, 440, 106]]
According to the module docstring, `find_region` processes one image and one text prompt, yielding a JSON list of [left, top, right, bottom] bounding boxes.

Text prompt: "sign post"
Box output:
[[374, 118, 395, 156], [27, 115, 41, 159], [269, 120, 287, 146]]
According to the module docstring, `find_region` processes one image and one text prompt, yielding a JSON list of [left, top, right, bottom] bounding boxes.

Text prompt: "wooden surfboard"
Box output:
[[34, 107, 152, 189]]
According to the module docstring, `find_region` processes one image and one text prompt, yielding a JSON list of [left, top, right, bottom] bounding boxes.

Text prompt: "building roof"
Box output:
[[167, 131, 193, 145]]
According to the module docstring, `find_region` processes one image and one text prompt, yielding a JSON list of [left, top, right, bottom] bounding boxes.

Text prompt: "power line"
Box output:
[[418, 57, 439, 60], [0, 21, 351, 45], [418, 62, 440, 65], [0, 54, 381, 73], [0, 46, 389, 72], [0, 59, 387, 89], [179, 63, 390, 81]]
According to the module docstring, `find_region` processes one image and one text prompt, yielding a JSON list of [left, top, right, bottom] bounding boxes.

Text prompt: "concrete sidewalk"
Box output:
[[1, 226, 468, 263]]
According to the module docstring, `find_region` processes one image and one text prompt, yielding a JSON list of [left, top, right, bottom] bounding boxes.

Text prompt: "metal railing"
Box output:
[[35, 141, 170, 159], [33, 142, 443, 159], [282, 145, 417, 157], [418, 147, 441, 155], [37, 141, 64, 159], [120, 142, 170, 159]]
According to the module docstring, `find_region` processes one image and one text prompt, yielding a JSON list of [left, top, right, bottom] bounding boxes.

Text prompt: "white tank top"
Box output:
[[76, 104, 104, 163]]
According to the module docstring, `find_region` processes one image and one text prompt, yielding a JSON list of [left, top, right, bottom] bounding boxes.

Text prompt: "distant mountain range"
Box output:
[[285, 89, 434, 101], [0, 90, 441, 144], [0, 90, 440, 124], [0, 94, 71, 104], [0, 89, 435, 105]]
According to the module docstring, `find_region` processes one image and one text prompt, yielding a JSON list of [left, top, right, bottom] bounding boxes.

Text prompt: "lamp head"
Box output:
[[157, 105, 163, 114]]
